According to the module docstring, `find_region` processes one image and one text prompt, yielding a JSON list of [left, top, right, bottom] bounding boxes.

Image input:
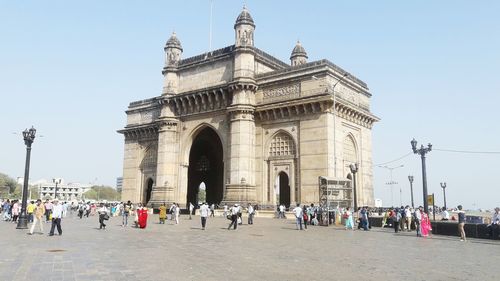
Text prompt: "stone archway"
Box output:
[[186, 127, 224, 206], [144, 178, 154, 205], [277, 171, 291, 208]]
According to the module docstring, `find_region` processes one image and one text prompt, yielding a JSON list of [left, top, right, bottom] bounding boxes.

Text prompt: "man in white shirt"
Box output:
[[49, 200, 63, 236], [292, 204, 303, 230], [441, 207, 450, 221], [247, 204, 255, 225], [199, 202, 210, 230], [404, 206, 412, 231], [279, 204, 285, 219], [228, 204, 240, 230]]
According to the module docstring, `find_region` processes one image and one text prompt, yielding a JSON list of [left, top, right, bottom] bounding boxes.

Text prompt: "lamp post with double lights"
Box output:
[[379, 164, 404, 207], [411, 138, 432, 214], [349, 163, 359, 211], [440, 182, 447, 210], [408, 175, 415, 208], [16, 127, 36, 229], [53, 178, 61, 200]]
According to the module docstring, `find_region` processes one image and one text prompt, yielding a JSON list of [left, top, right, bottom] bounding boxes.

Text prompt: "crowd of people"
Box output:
[[1, 197, 499, 241]]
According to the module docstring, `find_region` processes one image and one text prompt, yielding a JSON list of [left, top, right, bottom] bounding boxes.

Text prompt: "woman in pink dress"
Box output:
[[420, 211, 432, 237]]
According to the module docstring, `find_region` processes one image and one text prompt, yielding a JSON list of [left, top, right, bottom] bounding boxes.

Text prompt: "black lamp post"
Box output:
[[411, 138, 432, 214], [53, 178, 61, 200], [16, 126, 36, 229], [349, 163, 359, 211], [440, 182, 447, 210], [408, 175, 414, 208]]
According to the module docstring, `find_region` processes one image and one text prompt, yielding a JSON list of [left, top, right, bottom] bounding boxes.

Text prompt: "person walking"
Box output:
[[292, 204, 303, 230], [404, 206, 412, 232], [159, 203, 167, 224], [278, 204, 285, 219], [122, 201, 131, 226], [359, 207, 369, 231], [189, 202, 194, 220], [457, 205, 466, 242], [27, 201, 36, 223], [210, 204, 215, 217], [174, 203, 180, 224], [223, 204, 228, 218], [29, 199, 45, 235], [98, 203, 109, 230], [414, 206, 423, 237], [344, 207, 354, 230], [169, 203, 176, 221], [420, 209, 432, 237], [247, 203, 255, 225], [228, 204, 239, 230], [11, 200, 20, 223], [302, 205, 309, 230], [49, 200, 63, 236], [44, 200, 53, 223], [2, 199, 10, 221], [200, 202, 210, 230], [392, 208, 401, 233]]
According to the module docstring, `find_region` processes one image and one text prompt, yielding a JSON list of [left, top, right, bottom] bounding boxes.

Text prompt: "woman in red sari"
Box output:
[[421, 211, 432, 237]]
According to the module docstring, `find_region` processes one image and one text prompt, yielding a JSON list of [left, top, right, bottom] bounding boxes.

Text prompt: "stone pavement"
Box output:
[[0, 212, 498, 281]]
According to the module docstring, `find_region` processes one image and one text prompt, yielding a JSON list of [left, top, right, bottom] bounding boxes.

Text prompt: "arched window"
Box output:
[[269, 132, 295, 157], [343, 135, 357, 164], [141, 144, 157, 169]]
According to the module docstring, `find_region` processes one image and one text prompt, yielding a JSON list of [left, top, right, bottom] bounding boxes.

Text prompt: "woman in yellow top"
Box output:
[[159, 203, 167, 224], [29, 199, 45, 235]]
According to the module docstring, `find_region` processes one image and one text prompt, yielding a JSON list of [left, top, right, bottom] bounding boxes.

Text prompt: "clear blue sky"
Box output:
[[1, 1, 499, 209]]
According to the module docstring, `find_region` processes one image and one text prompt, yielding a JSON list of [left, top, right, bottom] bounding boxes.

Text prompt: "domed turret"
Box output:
[[164, 32, 183, 66], [234, 5, 255, 28], [290, 41, 308, 66], [234, 6, 255, 47]]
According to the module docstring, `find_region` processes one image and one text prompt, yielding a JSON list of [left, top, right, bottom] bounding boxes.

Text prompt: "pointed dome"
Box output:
[[235, 6, 255, 28], [165, 32, 183, 51], [290, 41, 308, 60]]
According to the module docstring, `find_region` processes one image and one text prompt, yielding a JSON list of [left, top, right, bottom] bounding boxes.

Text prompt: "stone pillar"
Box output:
[[148, 101, 180, 207], [224, 103, 256, 204], [121, 138, 141, 203]]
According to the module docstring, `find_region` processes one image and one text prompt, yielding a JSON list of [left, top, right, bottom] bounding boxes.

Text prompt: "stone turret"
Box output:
[[162, 32, 182, 95], [290, 41, 308, 66], [234, 5, 255, 47], [164, 32, 183, 66]]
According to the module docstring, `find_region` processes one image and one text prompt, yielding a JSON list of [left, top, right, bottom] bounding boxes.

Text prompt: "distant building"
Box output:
[[374, 198, 383, 208], [37, 179, 91, 201], [116, 177, 123, 192]]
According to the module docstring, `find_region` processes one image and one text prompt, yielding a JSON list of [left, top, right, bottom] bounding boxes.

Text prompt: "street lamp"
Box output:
[[53, 178, 61, 200], [332, 73, 348, 177], [379, 164, 404, 207], [411, 138, 432, 214], [16, 126, 36, 229], [349, 163, 359, 211], [440, 182, 447, 210], [408, 175, 415, 208]]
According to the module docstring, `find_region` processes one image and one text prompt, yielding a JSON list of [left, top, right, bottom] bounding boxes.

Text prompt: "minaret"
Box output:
[[162, 32, 183, 95], [290, 41, 308, 66], [224, 6, 258, 205], [234, 5, 255, 47]]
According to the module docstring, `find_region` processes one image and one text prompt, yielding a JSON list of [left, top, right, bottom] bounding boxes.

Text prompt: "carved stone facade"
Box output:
[[118, 7, 379, 208]]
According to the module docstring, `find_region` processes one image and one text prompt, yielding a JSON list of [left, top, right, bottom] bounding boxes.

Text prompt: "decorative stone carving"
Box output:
[[262, 84, 299, 102]]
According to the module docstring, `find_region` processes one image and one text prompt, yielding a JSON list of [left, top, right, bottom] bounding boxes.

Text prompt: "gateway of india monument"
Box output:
[[118, 6, 379, 209]]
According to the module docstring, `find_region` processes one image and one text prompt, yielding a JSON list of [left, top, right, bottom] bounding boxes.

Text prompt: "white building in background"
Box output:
[[116, 177, 123, 192], [36, 179, 91, 201]]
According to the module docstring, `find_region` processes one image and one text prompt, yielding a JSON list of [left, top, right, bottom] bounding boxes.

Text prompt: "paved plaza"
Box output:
[[1, 212, 498, 281]]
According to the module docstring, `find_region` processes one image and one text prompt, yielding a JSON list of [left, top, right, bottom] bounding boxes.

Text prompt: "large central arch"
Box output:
[[186, 127, 224, 206]]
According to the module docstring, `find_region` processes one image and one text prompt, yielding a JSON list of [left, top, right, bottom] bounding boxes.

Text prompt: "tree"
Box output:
[[84, 185, 120, 201], [0, 173, 19, 194]]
